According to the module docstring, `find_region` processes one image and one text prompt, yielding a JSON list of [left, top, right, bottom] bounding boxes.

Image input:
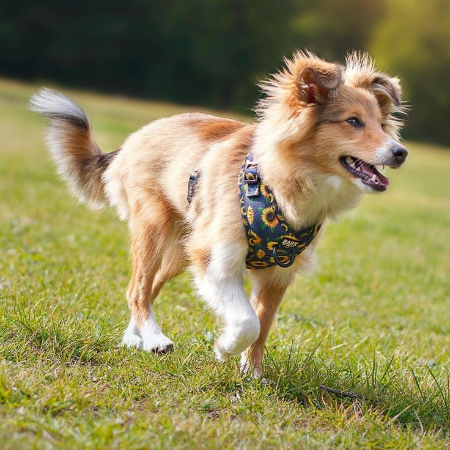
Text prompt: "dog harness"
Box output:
[[238, 152, 322, 269]]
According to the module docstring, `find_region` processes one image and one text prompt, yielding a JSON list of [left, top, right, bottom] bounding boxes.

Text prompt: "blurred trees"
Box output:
[[1, 0, 449, 144], [0, 0, 301, 110], [371, 0, 450, 144]]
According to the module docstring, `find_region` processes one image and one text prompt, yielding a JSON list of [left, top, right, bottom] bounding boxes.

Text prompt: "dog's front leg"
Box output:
[[194, 242, 260, 361], [241, 276, 289, 377]]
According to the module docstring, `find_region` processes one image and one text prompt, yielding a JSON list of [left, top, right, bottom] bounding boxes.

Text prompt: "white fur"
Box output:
[[240, 355, 263, 378], [373, 138, 397, 164], [350, 178, 380, 194], [122, 316, 143, 349], [140, 315, 174, 352], [305, 172, 363, 223], [122, 314, 174, 353], [103, 162, 130, 220], [195, 242, 260, 361], [326, 175, 344, 190], [350, 137, 399, 193], [29, 88, 87, 124]]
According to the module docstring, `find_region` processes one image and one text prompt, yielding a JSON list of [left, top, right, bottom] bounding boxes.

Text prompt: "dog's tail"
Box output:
[[29, 88, 119, 209]]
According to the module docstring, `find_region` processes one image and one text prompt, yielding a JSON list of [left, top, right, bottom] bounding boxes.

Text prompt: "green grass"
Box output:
[[1, 77, 450, 450]]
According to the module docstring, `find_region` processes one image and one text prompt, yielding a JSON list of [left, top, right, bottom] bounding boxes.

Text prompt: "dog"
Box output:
[[29, 51, 407, 377]]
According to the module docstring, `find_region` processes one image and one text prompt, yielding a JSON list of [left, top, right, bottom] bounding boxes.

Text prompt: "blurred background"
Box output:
[[2, 0, 450, 145]]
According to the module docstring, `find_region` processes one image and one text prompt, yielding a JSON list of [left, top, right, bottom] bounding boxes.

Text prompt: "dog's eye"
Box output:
[[346, 117, 362, 127]]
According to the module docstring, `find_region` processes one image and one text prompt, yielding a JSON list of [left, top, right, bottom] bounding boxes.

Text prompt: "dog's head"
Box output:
[[257, 51, 407, 194]]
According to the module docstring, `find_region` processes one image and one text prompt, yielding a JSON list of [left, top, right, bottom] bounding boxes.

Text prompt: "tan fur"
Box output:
[[28, 88, 116, 208], [32, 51, 407, 372], [190, 116, 246, 142], [243, 277, 288, 375]]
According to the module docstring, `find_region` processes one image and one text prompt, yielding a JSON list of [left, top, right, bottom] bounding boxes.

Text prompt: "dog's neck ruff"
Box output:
[[238, 152, 322, 270]]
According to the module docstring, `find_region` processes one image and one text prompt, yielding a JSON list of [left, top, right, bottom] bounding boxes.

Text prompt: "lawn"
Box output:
[[1, 78, 450, 450]]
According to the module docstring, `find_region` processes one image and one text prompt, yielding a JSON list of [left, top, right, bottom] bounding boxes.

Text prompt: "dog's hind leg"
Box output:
[[122, 201, 179, 353], [150, 232, 188, 301]]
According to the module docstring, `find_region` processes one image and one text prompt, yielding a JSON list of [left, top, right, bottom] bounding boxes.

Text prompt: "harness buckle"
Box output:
[[245, 175, 259, 185], [187, 170, 201, 204], [244, 164, 260, 197], [272, 244, 296, 268]]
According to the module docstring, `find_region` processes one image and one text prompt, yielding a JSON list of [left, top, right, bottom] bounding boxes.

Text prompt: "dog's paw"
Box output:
[[239, 358, 251, 374], [214, 343, 230, 362], [142, 335, 174, 354], [122, 333, 143, 349], [251, 367, 263, 379], [240, 356, 263, 378]]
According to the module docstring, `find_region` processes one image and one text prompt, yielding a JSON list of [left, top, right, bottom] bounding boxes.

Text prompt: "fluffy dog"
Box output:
[[30, 52, 407, 376]]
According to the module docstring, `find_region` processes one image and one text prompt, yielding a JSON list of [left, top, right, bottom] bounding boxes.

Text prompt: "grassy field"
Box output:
[[1, 78, 450, 450]]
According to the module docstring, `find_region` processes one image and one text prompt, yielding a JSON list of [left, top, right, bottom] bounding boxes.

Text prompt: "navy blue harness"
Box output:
[[238, 152, 322, 270]]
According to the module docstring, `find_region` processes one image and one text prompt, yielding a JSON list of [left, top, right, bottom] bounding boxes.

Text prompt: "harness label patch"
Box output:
[[281, 238, 300, 248]]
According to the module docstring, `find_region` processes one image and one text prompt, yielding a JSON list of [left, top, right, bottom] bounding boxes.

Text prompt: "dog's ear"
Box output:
[[299, 65, 343, 104], [371, 74, 402, 112]]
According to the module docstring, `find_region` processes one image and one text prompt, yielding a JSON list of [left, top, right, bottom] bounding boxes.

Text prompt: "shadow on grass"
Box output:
[[262, 342, 450, 434]]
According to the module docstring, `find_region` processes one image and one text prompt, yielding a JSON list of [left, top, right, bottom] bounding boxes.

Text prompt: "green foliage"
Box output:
[[2, 0, 450, 144], [291, 0, 385, 61], [0, 0, 301, 110], [371, 0, 450, 144], [1, 79, 450, 448]]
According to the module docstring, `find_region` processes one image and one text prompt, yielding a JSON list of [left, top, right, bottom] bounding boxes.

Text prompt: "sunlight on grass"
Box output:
[[1, 78, 450, 449]]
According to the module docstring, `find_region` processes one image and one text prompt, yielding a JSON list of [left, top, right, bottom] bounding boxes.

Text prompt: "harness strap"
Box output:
[[187, 170, 201, 204], [239, 152, 322, 270], [244, 163, 260, 197]]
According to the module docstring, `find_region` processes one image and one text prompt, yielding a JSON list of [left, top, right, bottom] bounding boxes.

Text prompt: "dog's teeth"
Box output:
[[346, 156, 353, 165], [356, 166, 361, 171], [371, 175, 377, 182]]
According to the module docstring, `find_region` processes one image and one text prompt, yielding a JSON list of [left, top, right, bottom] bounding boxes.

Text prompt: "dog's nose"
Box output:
[[391, 144, 408, 164]]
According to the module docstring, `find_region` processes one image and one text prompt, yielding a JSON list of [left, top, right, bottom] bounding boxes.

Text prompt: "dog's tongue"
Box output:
[[360, 162, 389, 187]]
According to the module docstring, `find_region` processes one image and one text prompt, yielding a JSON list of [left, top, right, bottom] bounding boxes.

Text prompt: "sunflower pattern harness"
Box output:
[[238, 152, 322, 270]]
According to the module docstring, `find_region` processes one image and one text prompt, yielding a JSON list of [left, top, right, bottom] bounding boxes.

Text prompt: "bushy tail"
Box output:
[[29, 88, 118, 209]]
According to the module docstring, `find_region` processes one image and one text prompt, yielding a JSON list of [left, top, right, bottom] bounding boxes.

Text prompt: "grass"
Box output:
[[1, 77, 450, 449]]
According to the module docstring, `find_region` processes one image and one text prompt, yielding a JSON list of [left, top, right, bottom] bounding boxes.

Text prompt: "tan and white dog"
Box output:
[[30, 52, 407, 376]]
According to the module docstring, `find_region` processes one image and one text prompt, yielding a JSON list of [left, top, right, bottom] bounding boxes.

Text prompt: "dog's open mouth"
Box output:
[[339, 156, 389, 191]]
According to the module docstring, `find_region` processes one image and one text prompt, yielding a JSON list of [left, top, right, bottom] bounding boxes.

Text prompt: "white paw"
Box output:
[[240, 357, 251, 374], [252, 367, 263, 379], [214, 334, 253, 362], [214, 343, 229, 362], [240, 356, 263, 378], [142, 334, 174, 354], [122, 333, 143, 349], [214, 319, 260, 362]]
